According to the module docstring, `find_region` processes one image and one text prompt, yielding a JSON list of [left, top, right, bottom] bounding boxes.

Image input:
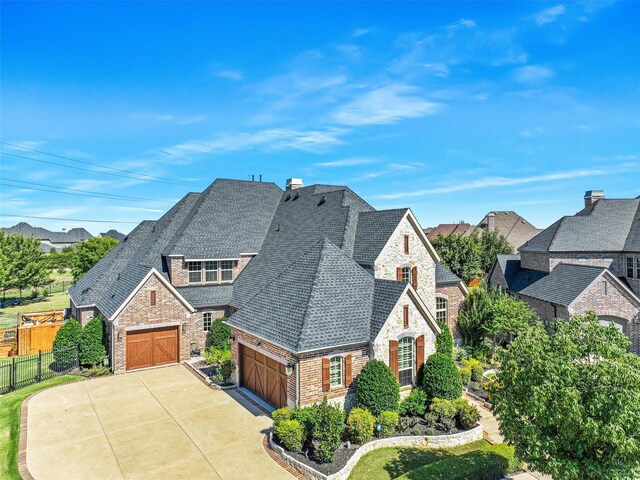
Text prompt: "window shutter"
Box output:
[[403, 305, 409, 328], [411, 266, 418, 289], [389, 340, 399, 380], [322, 357, 330, 392], [345, 354, 353, 386], [150, 290, 156, 306], [415, 335, 425, 374], [404, 235, 409, 254], [396, 267, 403, 282]]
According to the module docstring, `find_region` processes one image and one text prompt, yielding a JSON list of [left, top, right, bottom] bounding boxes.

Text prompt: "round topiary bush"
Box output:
[[209, 317, 231, 350], [52, 318, 82, 367], [422, 353, 463, 401], [355, 359, 400, 416], [79, 316, 106, 367], [435, 321, 454, 357], [275, 419, 305, 453], [347, 408, 375, 444]]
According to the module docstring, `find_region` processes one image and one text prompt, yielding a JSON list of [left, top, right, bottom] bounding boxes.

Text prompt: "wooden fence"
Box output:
[[17, 323, 65, 356], [20, 310, 65, 325], [0, 327, 18, 357]]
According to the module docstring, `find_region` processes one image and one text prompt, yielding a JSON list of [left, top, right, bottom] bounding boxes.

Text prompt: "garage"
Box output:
[[126, 325, 179, 370], [240, 344, 287, 409]]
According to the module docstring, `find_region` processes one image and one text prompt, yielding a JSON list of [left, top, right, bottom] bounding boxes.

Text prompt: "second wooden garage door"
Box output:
[[240, 345, 287, 409], [126, 326, 178, 371]]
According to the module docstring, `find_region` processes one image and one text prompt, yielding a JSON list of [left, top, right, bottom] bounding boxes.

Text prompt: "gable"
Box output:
[[375, 210, 440, 265], [570, 269, 640, 311]]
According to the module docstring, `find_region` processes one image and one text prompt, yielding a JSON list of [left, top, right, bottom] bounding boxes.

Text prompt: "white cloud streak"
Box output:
[[533, 4, 566, 25], [515, 65, 555, 83], [314, 157, 377, 167], [216, 70, 243, 81]]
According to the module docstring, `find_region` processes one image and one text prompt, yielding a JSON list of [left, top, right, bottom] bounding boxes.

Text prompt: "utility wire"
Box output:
[[1, 151, 192, 187], [0, 213, 140, 224], [1, 178, 172, 203], [1, 141, 197, 185]]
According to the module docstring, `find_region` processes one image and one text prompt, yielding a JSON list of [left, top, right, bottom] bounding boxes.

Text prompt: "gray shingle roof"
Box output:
[[353, 209, 408, 264], [520, 199, 640, 253], [175, 285, 233, 308], [518, 264, 606, 306], [371, 280, 407, 339], [3, 222, 93, 243], [435, 262, 461, 285], [227, 238, 375, 352]]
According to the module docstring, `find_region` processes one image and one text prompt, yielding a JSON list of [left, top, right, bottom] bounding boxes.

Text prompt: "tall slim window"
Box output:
[[627, 257, 634, 278], [330, 356, 343, 387], [220, 261, 234, 281], [436, 297, 448, 323], [601, 281, 608, 296], [150, 290, 157, 307], [205, 261, 218, 282], [188, 262, 202, 283], [637, 257, 640, 279], [203, 312, 212, 332], [401, 266, 411, 283], [398, 337, 414, 387], [403, 235, 410, 254]]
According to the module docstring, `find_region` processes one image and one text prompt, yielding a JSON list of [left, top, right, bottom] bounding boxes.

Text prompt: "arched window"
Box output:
[[398, 337, 414, 387], [436, 297, 448, 323], [330, 356, 343, 387]]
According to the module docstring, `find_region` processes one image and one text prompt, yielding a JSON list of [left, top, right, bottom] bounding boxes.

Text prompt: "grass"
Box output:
[[0, 292, 70, 328], [0, 349, 80, 393], [348, 440, 521, 480], [0, 375, 85, 480]]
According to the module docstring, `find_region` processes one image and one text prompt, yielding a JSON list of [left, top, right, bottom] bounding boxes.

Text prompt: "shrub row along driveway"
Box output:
[[26, 365, 292, 479]]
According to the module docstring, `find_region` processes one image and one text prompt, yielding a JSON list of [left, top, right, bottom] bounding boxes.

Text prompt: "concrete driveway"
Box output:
[[25, 365, 293, 480]]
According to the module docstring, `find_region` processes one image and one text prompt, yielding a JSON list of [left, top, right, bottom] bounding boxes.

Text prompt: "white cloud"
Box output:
[[352, 28, 372, 38], [515, 65, 554, 83], [314, 157, 377, 167], [129, 112, 207, 125], [331, 84, 442, 126], [533, 4, 566, 25], [216, 70, 243, 81], [447, 18, 477, 30]]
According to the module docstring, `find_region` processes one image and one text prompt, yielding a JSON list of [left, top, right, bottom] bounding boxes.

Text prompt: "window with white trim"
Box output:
[[188, 261, 202, 283], [220, 260, 234, 282], [627, 257, 634, 278], [436, 297, 448, 323], [398, 337, 414, 387], [401, 266, 411, 283], [203, 312, 212, 331], [187, 260, 236, 284], [637, 257, 640, 279], [330, 356, 343, 387], [205, 261, 218, 282]]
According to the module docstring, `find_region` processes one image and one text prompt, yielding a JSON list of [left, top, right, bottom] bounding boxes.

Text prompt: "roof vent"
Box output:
[[284, 193, 292, 202], [318, 196, 326, 206], [292, 192, 300, 201]]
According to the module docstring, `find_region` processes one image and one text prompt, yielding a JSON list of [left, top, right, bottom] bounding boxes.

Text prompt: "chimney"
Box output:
[[584, 190, 604, 208], [285, 178, 303, 191], [487, 212, 496, 232]]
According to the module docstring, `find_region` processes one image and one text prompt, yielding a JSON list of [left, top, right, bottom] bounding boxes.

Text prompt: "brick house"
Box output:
[[69, 178, 464, 409], [488, 190, 640, 353]]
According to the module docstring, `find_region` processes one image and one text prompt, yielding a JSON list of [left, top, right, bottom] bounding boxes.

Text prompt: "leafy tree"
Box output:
[[355, 359, 400, 415], [209, 317, 231, 350], [458, 286, 492, 350], [1, 232, 51, 296], [431, 234, 482, 284], [71, 237, 118, 280], [492, 313, 640, 480], [52, 318, 82, 366], [475, 230, 514, 273], [0, 231, 11, 296], [484, 293, 538, 348], [435, 320, 454, 357], [422, 353, 463, 401], [79, 316, 107, 366]]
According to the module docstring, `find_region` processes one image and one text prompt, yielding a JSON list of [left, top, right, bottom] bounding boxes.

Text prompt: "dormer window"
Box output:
[[205, 261, 218, 282], [221, 261, 234, 281], [188, 262, 202, 283], [188, 260, 236, 284]]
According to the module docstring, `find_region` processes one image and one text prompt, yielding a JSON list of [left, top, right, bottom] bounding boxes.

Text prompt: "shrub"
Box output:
[[422, 353, 463, 401], [272, 407, 292, 428], [439, 417, 456, 433], [435, 321, 454, 357], [398, 388, 428, 417], [275, 420, 304, 453], [53, 318, 82, 354], [458, 401, 481, 429], [454, 346, 469, 362], [79, 316, 106, 367], [311, 397, 345, 463], [209, 317, 231, 350], [346, 408, 375, 444], [459, 367, 472, 385], [292, 406, 318, 440], [212, 359, 235, 384], [355, 360, 400, 416], [378, 411, 398, 438], [429, 398, 458, 420], [204, 346, 231, 365], [462, 358, 484, 382], [424, 427, 436, 436], [411, 427, 422, 435], [423, 412, 438, 427]]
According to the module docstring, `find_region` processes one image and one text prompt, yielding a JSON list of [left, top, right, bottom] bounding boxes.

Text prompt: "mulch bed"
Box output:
[[467, 381, 491, 402], [274, 439, 359, 476]]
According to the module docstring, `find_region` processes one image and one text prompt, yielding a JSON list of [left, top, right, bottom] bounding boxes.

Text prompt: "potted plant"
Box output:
[[8, 342, 18, 357]]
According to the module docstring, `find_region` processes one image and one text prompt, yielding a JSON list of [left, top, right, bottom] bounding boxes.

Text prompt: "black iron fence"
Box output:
[[0, 345, 79, 394]]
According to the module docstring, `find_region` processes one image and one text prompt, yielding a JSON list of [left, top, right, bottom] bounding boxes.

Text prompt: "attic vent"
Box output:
[[292, 192, 300, 201], [318, 196, 326, 206], [284, 193, 292, 202]]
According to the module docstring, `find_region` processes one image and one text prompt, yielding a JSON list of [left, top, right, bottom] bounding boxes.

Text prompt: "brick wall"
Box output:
[[190, 308, 226, 353], [515, 294, 560, 325], [435, 284, 465, 341], [167, 254, 255, 288], [70, 304, 100, 326], [112, 274, 192, 374], [520, 252, 550, 272]]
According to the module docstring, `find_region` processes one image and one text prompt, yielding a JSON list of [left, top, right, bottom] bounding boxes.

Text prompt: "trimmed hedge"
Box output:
[[435, 321, 454, 357], [292, 406, 318, 440], [398, 388, 428, 417], [79, 316, 106, 366], [311, 398, 345, 463], [347, 408, 375, 444], [209, 317, 231, 350], [355, 360, 400, 416], [275, 419, 304, 453], [272, 407, 292, 428], [52, 318, 82, 367], [422, 353, 463, 401], [429, 398, 458, 420], [378, 411, 398, 438]]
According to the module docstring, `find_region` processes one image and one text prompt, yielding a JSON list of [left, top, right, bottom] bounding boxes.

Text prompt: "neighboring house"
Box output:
[[489, 190, 640, 354], [426, 211, 542, 250], [2, 222, 93, 252], [69, 178, 463, 410], [100, 229, 126, 242]]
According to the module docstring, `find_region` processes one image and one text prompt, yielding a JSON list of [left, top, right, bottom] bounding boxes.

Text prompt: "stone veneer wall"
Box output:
[[112, 274, 192, 373], [435, 284, 465, 341], [374, 216, 437, 314]]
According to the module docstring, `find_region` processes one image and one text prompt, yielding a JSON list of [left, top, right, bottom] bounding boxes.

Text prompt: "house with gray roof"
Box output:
[[2, 222, 93, 252], [489, 190, 640, 353], [69, 178, 462, 409]]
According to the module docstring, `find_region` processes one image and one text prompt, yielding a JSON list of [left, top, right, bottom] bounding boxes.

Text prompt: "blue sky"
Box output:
[[1, 1, 639, 235]]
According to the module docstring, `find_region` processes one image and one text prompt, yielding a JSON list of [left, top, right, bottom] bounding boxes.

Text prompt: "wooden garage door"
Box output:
[[126, 326, 179, 371], [240, 345, 287, 409]]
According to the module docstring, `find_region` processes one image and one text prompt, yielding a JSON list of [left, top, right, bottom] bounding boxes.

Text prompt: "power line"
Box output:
[[0, 213, 140, 224], [1, 151, 193, 187], [1, 141, 197, 185], [1, 178, 172, 203]]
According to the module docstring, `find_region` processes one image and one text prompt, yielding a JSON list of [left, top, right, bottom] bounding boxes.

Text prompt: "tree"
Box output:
[[475, 230, 514, 273], [431, 234, 482, 284], [209, 317, 231, 350], [435, 320, 454, 357], [71, 237, 118, 280], [355, 359, 400, 415], [491, 313, 640, 480], [0, 231, 11, 296], [1, 232, 51, 296], [79, 316, 107, 366], [422, 353, 463, 401], [52, 318, 83, 366], [458, 286, 492, 350], [484, 293, 537, 348]]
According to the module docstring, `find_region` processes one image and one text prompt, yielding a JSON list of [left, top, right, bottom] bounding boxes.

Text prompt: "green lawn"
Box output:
[[348, 440, 521, 480], [0, 375, 85, 480], [0, 349, 79, 393], [0, 292, 71, 328]]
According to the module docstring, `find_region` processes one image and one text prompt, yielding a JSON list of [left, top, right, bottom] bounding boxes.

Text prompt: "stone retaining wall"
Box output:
[[269, 424, 484, 480]]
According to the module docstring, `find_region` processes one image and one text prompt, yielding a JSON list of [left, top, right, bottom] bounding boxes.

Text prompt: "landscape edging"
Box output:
[[269, 424, 484, 480]]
